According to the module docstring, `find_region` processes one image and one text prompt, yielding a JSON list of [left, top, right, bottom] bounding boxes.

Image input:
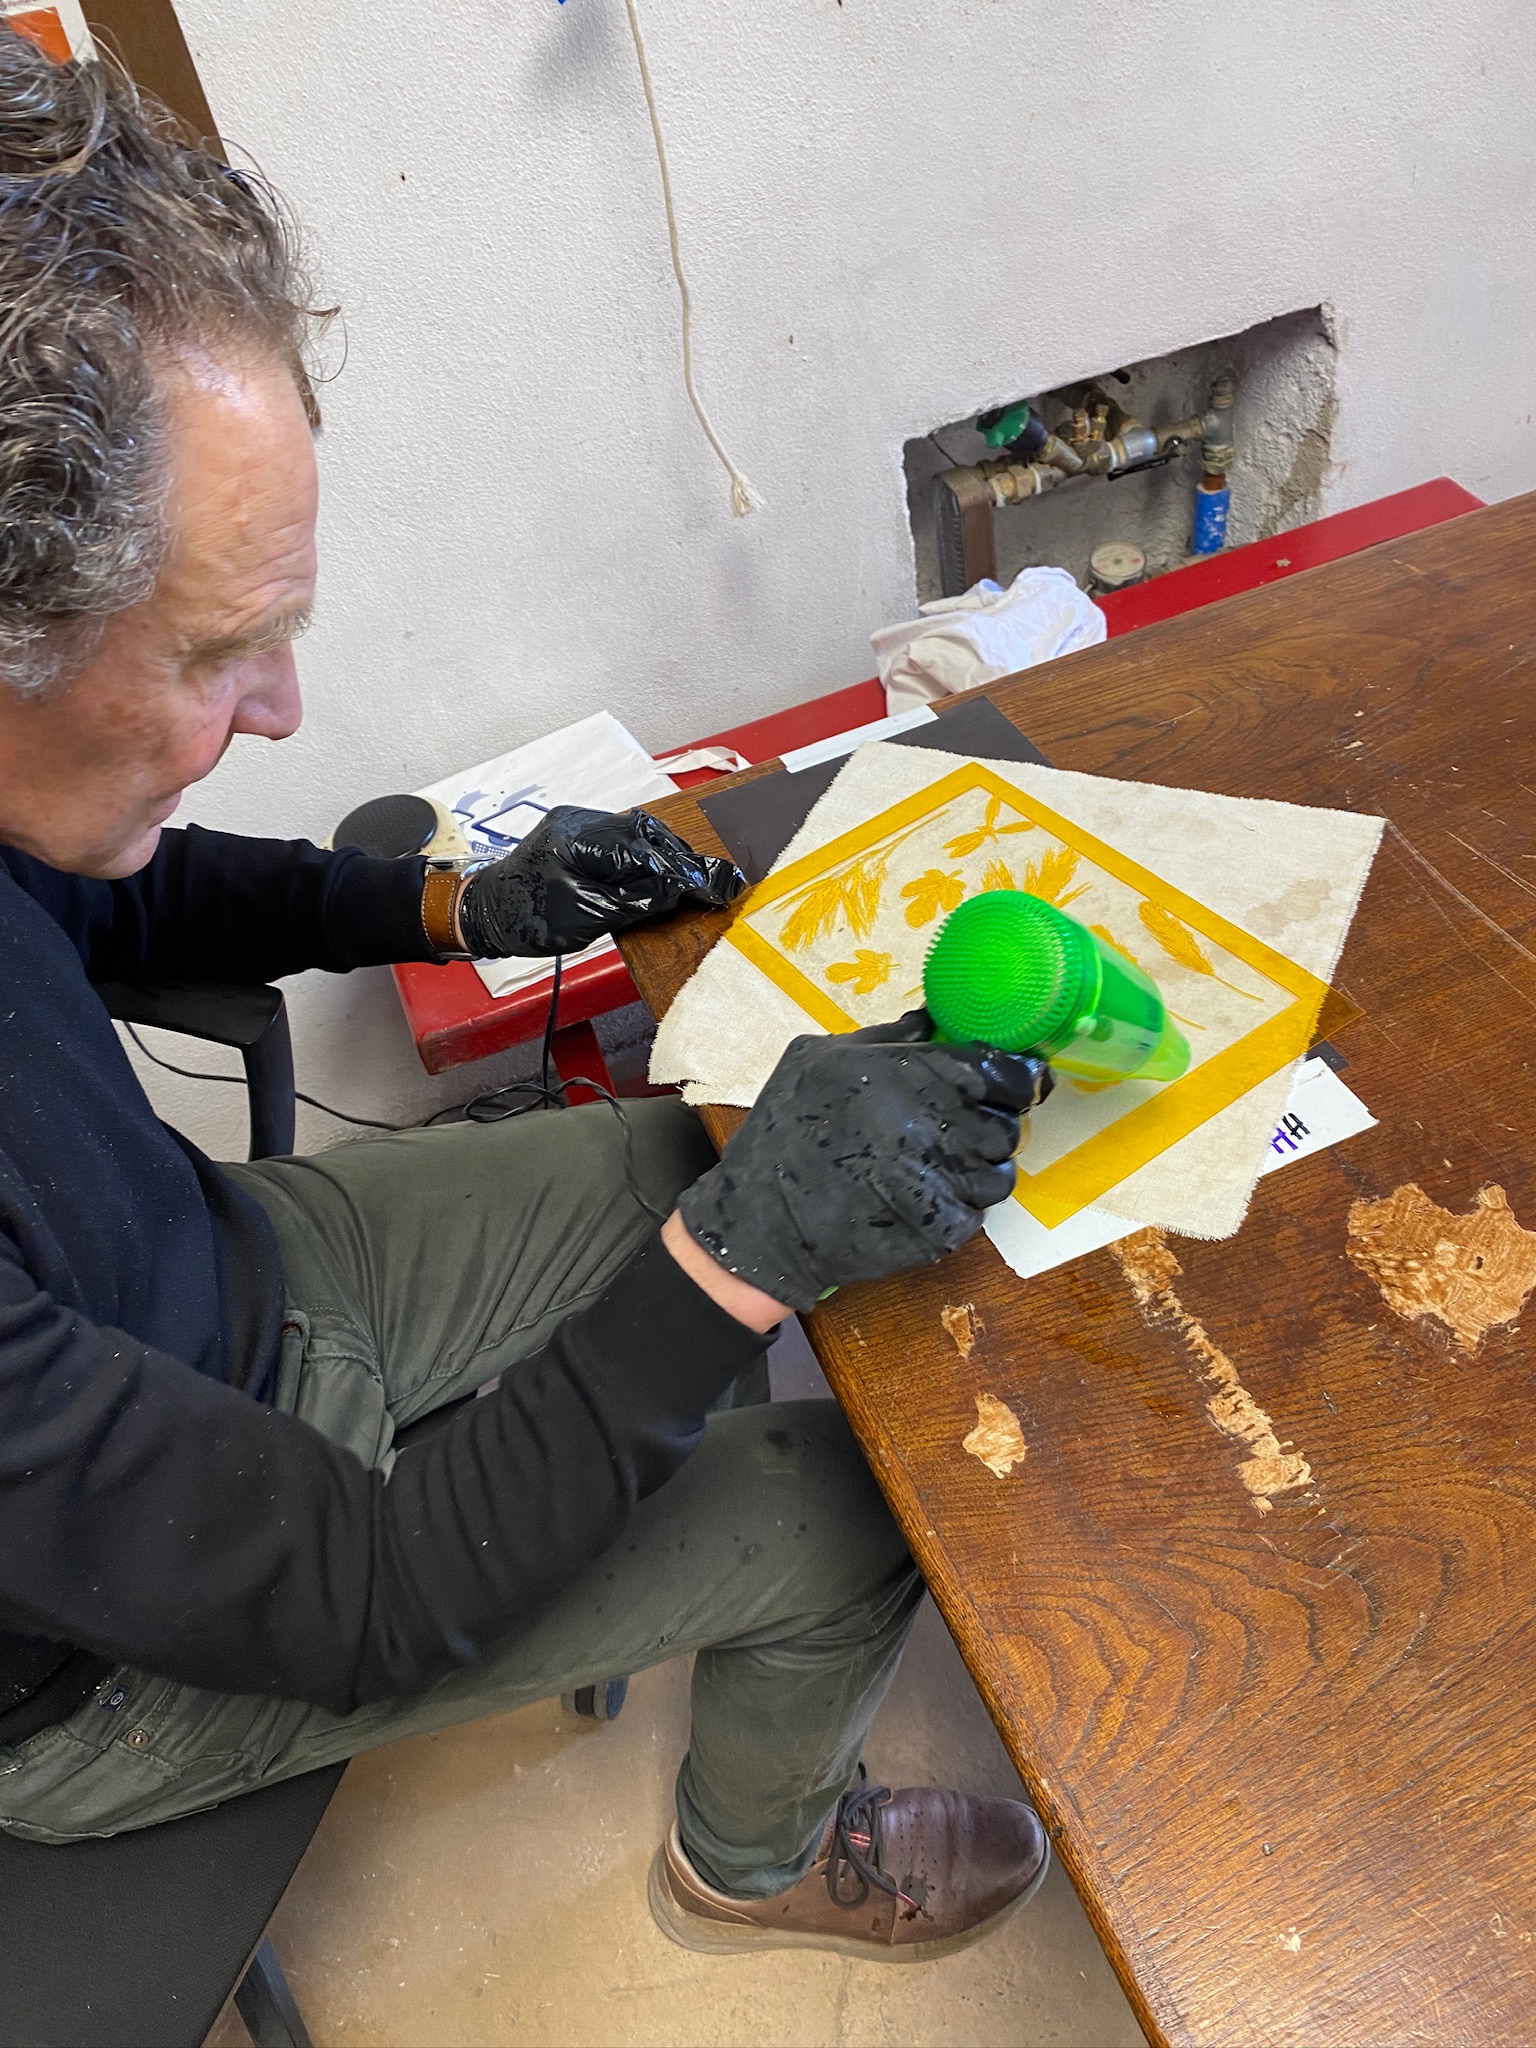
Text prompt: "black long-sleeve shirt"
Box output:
[[0, 827, 763, 1740]]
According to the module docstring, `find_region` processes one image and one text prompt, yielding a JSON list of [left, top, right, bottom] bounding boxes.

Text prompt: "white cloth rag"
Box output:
[[873, 567, 1106, 713], [651, 745, 752, 776]]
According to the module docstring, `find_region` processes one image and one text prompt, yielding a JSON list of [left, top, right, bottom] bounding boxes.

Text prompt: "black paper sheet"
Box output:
[[699, 696, 1052, 884]]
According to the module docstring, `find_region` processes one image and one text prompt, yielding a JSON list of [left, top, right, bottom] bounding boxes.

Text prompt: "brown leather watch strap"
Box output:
[[421, 868, 469, 957]]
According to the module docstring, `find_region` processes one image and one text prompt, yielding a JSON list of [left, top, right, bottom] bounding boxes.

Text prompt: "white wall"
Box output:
[[144, 0, 1536, 1154]]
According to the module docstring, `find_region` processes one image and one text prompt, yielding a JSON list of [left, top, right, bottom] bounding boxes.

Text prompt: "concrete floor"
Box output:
[[215, 1326, 1143, 2048]]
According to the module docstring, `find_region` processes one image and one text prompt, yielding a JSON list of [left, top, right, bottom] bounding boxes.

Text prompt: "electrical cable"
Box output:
[[622, 0, 762, 518], [440, 958, 668, 1222], [123, 953, 669, 1223], [124, 1023, 407, 1132]]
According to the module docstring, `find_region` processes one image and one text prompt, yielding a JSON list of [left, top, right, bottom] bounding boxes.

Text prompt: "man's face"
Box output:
[[0, 349, 317, 877]]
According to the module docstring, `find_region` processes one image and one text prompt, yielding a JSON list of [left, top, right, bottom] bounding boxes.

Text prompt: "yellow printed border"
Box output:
[[723, 763, 1330, 1227], [729, 918, 864, 1035], [1013, 999, 1320, 1226]]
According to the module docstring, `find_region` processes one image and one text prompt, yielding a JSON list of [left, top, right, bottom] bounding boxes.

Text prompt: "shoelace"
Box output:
[[827, 1767, 919, 1913]]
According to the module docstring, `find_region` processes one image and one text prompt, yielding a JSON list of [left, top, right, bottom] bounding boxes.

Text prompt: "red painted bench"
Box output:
[[392, 478, 1483, 1094]]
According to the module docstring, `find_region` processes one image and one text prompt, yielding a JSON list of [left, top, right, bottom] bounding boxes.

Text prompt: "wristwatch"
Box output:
[[420, 864, 471, 958]]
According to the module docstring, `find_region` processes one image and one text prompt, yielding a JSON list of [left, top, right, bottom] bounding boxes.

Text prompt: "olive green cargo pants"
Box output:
[[0, 1099, 923, 1897]]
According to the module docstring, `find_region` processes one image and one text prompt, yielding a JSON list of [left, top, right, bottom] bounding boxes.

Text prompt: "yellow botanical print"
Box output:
[[1020, 843, 1088, 910], [944, 793, 1037, 860], [776, 824, 922, 951], [825, 949, 893, 996], [1139, 899, 1262, 1000], [900, 868, 965, 928], [722, 760, 1333, 1231]]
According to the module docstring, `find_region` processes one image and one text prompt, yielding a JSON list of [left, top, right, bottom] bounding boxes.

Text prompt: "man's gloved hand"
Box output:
[[456, 806, 746, 959], [676, 1010, 1053, 1313]]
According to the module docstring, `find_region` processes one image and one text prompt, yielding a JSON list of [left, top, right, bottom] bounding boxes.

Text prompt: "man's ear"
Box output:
[[294, 358, 322, 432]]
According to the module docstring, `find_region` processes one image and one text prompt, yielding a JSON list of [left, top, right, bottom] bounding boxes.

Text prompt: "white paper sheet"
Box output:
[[984, 1057, 1376, 1279], [414, 712, 679, 1001]]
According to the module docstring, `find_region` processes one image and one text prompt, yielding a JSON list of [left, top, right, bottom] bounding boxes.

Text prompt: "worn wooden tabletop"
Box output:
[[619, 493, 1536, 2047]]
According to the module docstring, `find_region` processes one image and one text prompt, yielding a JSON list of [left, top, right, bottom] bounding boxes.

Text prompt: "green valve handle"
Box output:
[[922, 890, 1191, 1085], [981, 401, 1032, 449]]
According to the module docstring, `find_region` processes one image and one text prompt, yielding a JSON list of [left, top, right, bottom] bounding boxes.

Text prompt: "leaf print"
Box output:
[[944, 791, 1037, 859], [1020, 844, 1088, 910], [981, 858, 1017, 893], [944, 824, 991, 859], [825, 950, 894, 997], [1138, 900, 1262, 1000], [901, 868, 966, 927]]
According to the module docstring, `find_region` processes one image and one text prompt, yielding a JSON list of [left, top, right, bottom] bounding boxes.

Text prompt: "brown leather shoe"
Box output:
[[649, 1772, 1050, 1962]]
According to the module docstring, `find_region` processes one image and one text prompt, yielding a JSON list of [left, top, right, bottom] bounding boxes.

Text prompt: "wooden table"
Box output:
[[618, 491, 1536, 2048]]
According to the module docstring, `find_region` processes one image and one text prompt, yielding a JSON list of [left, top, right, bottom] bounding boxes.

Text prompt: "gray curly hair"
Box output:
[[0, 33, 323, 695]]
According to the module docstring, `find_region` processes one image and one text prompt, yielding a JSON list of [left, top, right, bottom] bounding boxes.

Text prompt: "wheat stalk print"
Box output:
[[1090, 922, 1136, 962], [779, 872, 859, 951], [982, 858, 1017, 893], [1138, 900, 1262, 1000], [775, 823, 926, 951], [1021, 843, 1088, 910]]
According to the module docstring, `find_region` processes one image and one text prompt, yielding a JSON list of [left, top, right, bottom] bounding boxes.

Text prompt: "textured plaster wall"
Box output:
[[142, 0, 1536, 1152]]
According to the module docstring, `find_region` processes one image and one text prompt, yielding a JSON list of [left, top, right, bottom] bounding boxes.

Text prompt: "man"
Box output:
[[0, 37, 1054, 1959]]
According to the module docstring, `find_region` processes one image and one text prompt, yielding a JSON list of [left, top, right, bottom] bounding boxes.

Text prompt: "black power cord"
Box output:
[[124, 1024, 405, 1132], [123, 952, 668, 1222], [428, 957, 665, 1220]]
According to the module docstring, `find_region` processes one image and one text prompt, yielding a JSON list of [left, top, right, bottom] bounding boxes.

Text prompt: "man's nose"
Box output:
[[231, 645, 304, 741]]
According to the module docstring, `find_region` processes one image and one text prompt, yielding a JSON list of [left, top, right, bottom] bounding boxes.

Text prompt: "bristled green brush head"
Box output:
[[922, 890, 1092, 1052]]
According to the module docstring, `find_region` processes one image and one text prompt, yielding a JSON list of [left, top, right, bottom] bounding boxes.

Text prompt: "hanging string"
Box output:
[[622, 0, 762, 518]]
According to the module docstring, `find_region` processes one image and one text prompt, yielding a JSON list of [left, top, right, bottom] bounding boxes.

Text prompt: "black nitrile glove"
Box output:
[[456, 805, 746, 959], [676, 1010, 1053, 1313]]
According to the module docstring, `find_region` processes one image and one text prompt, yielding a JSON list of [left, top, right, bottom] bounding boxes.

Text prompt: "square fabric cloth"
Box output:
[[651, 743, 1382, 1240]]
